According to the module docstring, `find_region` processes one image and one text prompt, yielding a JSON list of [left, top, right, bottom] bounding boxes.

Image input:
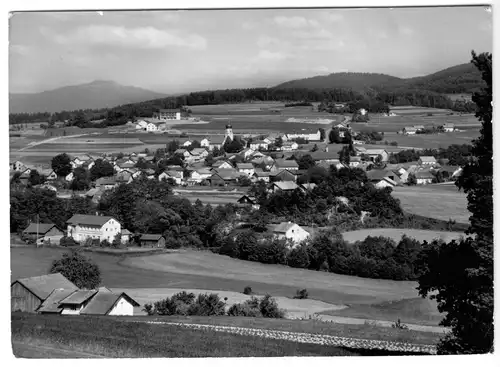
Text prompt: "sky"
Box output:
[[9, 6, 493, 94]]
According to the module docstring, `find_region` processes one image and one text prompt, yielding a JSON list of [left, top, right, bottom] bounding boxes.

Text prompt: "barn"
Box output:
[[21, 223, 64, 246], [139, 234, 166, 248], [11, 273, 79, 313]]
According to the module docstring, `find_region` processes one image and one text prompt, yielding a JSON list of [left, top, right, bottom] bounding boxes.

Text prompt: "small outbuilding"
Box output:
[[139, 234, 166, 248], [21, 223, 64, 245]]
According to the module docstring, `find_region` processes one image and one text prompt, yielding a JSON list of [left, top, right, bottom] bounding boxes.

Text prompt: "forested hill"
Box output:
[[275, 72, 403, 92], [9, 80, 168, 114], [403, 63, 486, 94], [275, 63, 484, 94]]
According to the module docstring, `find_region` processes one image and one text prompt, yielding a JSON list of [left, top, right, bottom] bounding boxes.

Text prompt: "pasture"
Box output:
[[11, 247, 441, 325], [385, 131, 479, 149], [352, 113, 479, 134], [342, 228, 466, 244], [12, 313, 362, 358], [392, 184, 470, 224]]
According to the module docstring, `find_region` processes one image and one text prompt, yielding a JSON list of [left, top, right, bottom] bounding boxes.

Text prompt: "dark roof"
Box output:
[[80, 291, 140, 315], [159, 109, 179, 113], [22, 223, 58, 235], [310, 151, 340, 161], [237, 195, 256, 204], [237, 163, 254, 169], [59, 290, 98, 305], [37, 288, 77, 313], [67, 214, 117, 226], [366, 169, 392, 181], [13, 273, 78, 300], [275, 159, 299, 168], [140, 234, 164, 241], [208, 136, 226, 145]]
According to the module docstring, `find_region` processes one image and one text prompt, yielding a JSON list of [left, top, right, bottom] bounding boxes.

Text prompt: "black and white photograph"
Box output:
[[7, 1, 494, 359]]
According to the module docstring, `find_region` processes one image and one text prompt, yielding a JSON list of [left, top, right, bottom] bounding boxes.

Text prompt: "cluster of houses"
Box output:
[[11, 272, 140, 316], [402, 123, 455, 135], [365, 155, 462, 188]]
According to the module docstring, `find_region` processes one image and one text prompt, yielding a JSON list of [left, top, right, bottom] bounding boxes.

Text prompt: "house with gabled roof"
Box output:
[[299, 183, 317, 192], [441, 123, 455, 132], [22, 223, 64, 245], [272, 159, 299, 171], [158, 170, 183, 185], [57, 287, 140, 316], [201, 135, 226, 150], [271, 222, 310, 247], [94, 176, 118, 190], [268, 181, 299, 193], [415, 170, 434, 185], [236, 162, 255, 176], [249, 140, 269, 151], [66, 214, 123, 244], [10, 160, 28, 172], [212, 160, 233, 170], [11, 273, 79, 313], [252, 171, 271, 183], [418, 156, 437, 166], [270, 169, 296, 182]]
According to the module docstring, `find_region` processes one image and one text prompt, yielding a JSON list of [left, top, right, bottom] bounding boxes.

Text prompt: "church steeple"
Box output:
[[225, 123, 233, 141]]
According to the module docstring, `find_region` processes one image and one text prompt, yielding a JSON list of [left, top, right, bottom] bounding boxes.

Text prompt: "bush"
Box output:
[[143, 303, 155, 316], [294, 289, 309, 299], [172, 291, 196, 304], [227, 301, 262, 317], [243, 286, 253, 295], [50, 249, 101, 289], [60, 236, 79, 247], [287, 246, 310, 268], [154, 297, 179, 316], [187, 293, 226, 316], [100, 239, 112, 248], [259, 294, 285, 318]]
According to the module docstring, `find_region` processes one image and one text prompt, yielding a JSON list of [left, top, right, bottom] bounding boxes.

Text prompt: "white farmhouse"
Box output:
[[66, 214, 123, 243], [272, 222, 310, 247], [55, 288, 139, 316], [145, 122, 158, 132], [418, 156, 437, 166], [136, 120, 148, 129]]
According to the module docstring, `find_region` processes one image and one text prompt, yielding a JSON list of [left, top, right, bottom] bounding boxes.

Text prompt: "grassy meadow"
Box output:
[[11, 246, 442, 324], [12, 313, 363, 358], [392, 185, 470, 224]]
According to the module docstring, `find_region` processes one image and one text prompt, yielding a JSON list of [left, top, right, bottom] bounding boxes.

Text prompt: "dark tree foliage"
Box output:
[[223, 138, 244, 153], [50, 249, 101, 289], [70, 167, 90, 191], [51, 153, 73, 177], [28, 170, 46, 186], [417, 52, 493, 354], [90, 159, 115, 181], [297, 154, 315, 170]]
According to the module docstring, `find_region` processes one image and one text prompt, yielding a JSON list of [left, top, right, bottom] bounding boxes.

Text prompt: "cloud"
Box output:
[[10, 44, 30, 56], [399, 26, 414, 36], [293, 28, 334, 40], [242, 21, 258, 30], [256, 36, 284, 48], [51, 25, 207, 50], [321, 12, 344, 23], [257, 50, 290, 60], [273, 16, 320, 29]]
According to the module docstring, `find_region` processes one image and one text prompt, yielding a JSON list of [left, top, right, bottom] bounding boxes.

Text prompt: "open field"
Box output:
[[12, 313, 362, 358], [342, 228, 467, 244], [392, 185, 470, 224], [21, 142, 144, 152], [384, 130, 479, 149], [388, 106, 453, 115], [11, 247, 440, 324], [352, 113, 479, 133], [112, 287, 346, 318], [319, 297, 444, 327]]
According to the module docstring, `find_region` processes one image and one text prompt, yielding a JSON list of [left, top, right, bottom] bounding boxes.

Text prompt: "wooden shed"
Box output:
[[21, 223, 64, 245], [11, 273, 79, 313], [139, 234, 166, 248]]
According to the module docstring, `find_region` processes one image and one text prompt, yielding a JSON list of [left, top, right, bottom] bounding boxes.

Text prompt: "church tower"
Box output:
[[225, 123, 234, 142]]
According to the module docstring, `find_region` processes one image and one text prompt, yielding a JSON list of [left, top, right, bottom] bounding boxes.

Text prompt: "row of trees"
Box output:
[[388, 144, 473, 166], [219, 230, 434, 281]]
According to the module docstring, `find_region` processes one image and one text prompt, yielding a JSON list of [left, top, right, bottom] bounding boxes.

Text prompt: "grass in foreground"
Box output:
[[124, 315, 442, 346], [12, 313, 368, 358]]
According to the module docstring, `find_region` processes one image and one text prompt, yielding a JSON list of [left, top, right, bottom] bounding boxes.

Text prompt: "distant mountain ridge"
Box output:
[[9, 80, 168, 114], [275, 63, 484, 94]]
